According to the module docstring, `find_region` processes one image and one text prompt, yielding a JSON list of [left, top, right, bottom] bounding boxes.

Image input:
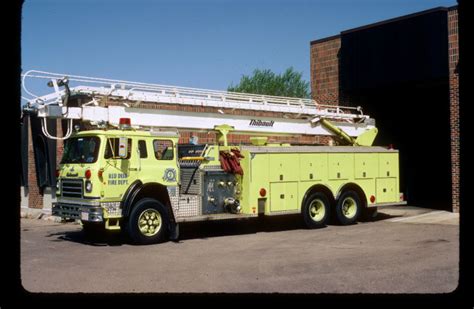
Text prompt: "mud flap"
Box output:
[[169, 222, 180, 242]]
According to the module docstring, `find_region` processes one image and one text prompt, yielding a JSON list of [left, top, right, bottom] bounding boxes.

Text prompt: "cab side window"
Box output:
[[153, 140, 174, 160], [138, 140, 148, 158], [104, 138, 132, 159]]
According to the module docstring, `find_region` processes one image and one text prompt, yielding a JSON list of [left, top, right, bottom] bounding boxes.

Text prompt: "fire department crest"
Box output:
[[163, 168, 177, 182]]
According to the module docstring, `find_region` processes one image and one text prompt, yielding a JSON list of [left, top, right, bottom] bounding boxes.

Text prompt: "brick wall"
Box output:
[[448, 7, 460, 213], [310, 36, 341, 105], [56, 119, 64, 168], [27, 117, 43, 209]]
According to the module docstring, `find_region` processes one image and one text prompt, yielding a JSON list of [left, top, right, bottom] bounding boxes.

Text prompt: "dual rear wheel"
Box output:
[[302, 192, 330, 229], [302, 190, 363, 228]]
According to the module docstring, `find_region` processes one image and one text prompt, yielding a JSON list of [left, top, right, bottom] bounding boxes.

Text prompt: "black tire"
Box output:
[[126, 198, 169, 245], [335, 190, 361, 225], [360, 207, 378, 222], [302, 192, 330, 229]]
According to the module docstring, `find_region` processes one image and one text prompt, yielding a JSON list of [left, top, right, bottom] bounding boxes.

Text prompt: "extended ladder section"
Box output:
[[21, 70, 377, 145]]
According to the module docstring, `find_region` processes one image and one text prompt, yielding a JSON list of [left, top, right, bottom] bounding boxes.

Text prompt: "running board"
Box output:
[[176, 213, 258, 223]]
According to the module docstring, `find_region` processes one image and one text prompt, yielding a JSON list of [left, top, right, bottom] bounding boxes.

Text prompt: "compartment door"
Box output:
[[300, 154, 327, 181], [376, 178, 397, 203], [355, 154, 377, 179], [378, 153, 398, 178], [269, 154, 299, 182], [270, 183, 286, 212], [328, 153, 353, 180], [270, 182, 298, 212]]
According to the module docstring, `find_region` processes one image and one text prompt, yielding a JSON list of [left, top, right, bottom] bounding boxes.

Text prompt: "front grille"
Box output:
[[61, 179, 83, 198]]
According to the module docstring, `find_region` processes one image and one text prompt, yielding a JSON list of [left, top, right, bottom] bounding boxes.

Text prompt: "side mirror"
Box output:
[[118, 137, 128, 158]]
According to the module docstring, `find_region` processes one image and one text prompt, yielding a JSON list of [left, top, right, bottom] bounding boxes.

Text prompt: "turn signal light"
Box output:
[[56, 169, 60, 178], [259, 188, 267, 197], [85, 169, 92, 179], [98, 168, 104, 179]]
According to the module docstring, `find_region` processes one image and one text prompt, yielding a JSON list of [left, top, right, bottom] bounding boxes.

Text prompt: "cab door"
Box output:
[[101, 136, 138, 200], [138, 138, 179, 186]]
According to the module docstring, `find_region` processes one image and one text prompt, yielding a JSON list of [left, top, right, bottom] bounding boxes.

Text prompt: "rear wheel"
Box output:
[[126, 198, 169, 245], [335, 190, 361, 225], [302, 192, 330, 229]]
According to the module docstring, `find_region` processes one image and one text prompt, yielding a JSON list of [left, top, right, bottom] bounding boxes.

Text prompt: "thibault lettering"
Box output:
[[249, 119, 275, 127]]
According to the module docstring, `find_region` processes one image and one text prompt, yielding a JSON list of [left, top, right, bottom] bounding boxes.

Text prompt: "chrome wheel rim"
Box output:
[[138, 208, 162, 237], [341, 197, 357, 219], [309, 199, 325, 222]]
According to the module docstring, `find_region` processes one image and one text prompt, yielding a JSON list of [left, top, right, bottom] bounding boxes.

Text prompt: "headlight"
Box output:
[[85, 181, 93, 192]]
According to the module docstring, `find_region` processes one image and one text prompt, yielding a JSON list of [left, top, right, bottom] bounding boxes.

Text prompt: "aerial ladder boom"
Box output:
[[21, 70, 378, 145]]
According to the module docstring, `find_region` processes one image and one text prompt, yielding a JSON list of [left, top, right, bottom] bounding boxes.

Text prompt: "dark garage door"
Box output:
[[339, 8, 452, 211]]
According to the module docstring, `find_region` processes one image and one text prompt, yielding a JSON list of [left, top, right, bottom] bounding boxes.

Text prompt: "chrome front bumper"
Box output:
[[52, 202, 104, 222]]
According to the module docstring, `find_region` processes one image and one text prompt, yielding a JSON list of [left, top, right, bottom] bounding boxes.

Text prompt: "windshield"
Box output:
[[61, 136, 101, 164]]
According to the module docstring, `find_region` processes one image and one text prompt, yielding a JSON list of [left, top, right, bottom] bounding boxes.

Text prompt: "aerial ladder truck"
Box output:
[[22, 70, 406, 245]]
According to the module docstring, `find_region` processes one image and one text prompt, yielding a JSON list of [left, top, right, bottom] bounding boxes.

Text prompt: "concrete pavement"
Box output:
[[20, 206, 459, 293]]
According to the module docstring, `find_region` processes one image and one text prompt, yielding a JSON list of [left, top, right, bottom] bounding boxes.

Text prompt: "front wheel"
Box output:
[[302, 192, 330, 229], [335, 190, 361, 225], [126, 198, 169, 245]]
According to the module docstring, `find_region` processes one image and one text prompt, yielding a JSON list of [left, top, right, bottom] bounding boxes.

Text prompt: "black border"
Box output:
[[4, 0, 472, 307]]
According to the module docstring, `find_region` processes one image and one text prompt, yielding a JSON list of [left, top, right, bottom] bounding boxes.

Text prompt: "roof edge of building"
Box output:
[[310, 5, 457, 45], [341, 6, 454, 35], [310, 34, 341, 45]]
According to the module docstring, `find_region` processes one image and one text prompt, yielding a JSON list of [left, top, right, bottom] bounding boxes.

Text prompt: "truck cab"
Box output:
[[53, 128, 180, 242]]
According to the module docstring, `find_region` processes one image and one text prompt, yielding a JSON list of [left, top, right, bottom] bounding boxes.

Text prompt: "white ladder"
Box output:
[[22, 70, 368, 122], [21, 70, 375, 141]]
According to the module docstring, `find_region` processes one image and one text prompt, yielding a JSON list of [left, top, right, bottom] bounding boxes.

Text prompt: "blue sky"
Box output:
[[22, 0, 456, 99]]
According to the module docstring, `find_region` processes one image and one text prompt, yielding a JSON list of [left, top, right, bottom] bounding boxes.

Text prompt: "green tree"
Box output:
[[228, 67, 310, 98]]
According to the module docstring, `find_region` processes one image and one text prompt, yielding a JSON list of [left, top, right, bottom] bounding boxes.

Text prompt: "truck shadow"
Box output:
[[178, 215, 304, 241], [47, 212, 400, 246], [178, 212, 400, 241], [47, 229, 126, 246]]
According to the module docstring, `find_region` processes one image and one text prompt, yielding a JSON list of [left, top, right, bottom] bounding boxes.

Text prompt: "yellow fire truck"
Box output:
[[22, 70, 406, 245]]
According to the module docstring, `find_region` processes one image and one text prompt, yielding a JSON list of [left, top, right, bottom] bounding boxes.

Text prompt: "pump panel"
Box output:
[[202, 171, 237, 214]]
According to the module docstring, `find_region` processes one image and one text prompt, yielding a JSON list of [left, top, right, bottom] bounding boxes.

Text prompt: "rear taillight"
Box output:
[[56, 169, 60, 178], [400, 193, 405, 202]]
